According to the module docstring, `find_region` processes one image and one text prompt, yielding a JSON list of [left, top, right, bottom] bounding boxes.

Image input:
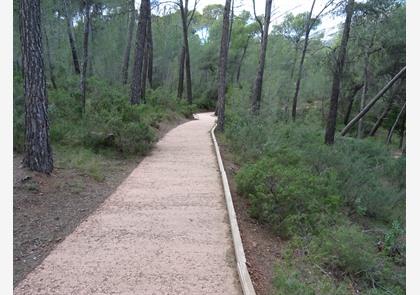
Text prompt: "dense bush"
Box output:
[[13, 76, 195, 157], [236, 156, 340, 238], [221, 95, 405, 294]]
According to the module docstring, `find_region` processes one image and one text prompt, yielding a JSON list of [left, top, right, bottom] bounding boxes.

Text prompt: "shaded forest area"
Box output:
[[14, 0, 405, 294]]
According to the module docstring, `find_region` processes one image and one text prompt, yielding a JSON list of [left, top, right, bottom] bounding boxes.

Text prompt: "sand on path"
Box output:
[[14, 112, 241, 295]]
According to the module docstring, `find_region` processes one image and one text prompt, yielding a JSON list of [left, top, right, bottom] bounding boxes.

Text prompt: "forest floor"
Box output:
[[14, 112, 241, 294], [13, 116, 188, 287], [218, 141, 284, 295]]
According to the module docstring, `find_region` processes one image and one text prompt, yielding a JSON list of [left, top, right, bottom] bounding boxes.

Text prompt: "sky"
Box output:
[[137, 0, 346, 40], [194, 0, 345, 39]]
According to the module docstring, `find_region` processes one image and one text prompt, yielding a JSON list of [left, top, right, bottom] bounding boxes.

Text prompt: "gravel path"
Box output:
[[14, 112, 241, 295]]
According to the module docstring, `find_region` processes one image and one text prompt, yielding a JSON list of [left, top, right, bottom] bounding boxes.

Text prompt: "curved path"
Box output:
[[15, 113, 241, 295]]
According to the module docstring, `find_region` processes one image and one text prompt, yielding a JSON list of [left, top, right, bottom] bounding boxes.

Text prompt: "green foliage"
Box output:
[[236, 156, 340, 238]]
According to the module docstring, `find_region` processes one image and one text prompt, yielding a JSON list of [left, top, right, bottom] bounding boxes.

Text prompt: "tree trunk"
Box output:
[[340, 66, 406, 136], [343, 83, 363, 125], [216, 0, 232, 132], [324, 0, 355, 145], [63, 0, 80, 75], [227, 0, 234, 48], [357, 49, 369, 138], [180, 0, 193, 104], [386, 102, 405, 145], [250, 0, 273, 114], [146, 12, 153, 88], [122, 0, 136, 85], [236, 35, 250, 84], [88, 11, 94, 77], [80, 0, 91, 114], [177, 45, 185, 99], [20, 0, 53, 174], [140, 29, 149, 101], [43, 26, 57, 89], [291, 0, 316, 121], [130, 0, 149, 105], [368, 100, 393, 137]]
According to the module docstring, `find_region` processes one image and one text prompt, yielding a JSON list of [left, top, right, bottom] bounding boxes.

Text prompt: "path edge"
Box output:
[[210, 124, 256, 295]]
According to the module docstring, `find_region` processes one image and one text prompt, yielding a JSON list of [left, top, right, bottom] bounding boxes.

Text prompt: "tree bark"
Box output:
[[236, 35, 250, 84], [20, 0, 53, 174], [146, 11, 153, 88], [80, 0, 91, 114], [63, 0, 80, 75], [343, 83, 363, 125], [324, 0, 355, 144], [130, 0, 149, 105], [340, 66, 406, 136], [122, 0, 136, 84], [43, 26, 57, 89], [357, 49, 370, 138], [250, 0, 273, 114], [216, 0, 232, 132], [291, 0, 316, 121], [179, 0, 193, 104], [227, 0, 234, 49], [177, 45, 185, 99]]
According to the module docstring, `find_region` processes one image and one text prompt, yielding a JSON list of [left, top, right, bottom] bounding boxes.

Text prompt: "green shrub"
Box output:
[[309, 225, 405, 292], [236, 156, 341, 238]]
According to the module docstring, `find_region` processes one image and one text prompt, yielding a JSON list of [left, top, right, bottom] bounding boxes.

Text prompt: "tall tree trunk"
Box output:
[[216, 0, 232, 132], [357, 49, 369, 138], [146, 12, 153, 88], [88, 11, 94, 77], [140, 30, 149, 101], [324, 0, 355, 145], [63, 0, 80, 75], [343, 83, 363, 125], [20, 0, 53, 174], [340, 66, 406, 136], [177, 45, 185, 99], [122, 0, 136, 84], [291, 0, 316, 121], [236, 35, 250, 84], [386, 102, 405, 145], [130, 0, 149, 105], [80, 0, 91, 114], [180, 0, 193, 104], [43, 26, 57, 89], [250, 0, 273, 114], [227, 0, 234, 48]]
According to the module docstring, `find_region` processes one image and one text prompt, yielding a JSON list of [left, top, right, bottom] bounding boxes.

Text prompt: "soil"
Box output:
[[13, 116, 188, 287], [217, 140, 284, 295]]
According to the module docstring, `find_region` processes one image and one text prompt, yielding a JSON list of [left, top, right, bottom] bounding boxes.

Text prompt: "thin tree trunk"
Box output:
[[43, 26, 57, 89], [369, 100, 393, 136], [88, 12, 94, 77], [20, 0, 53, 174], [177, 45, 185, 99], [216, 0, 232, 132], [386, 102, 405, 145], [291, 0, 316, 121], [180, 0, 193, 104], [130, 0, 149, 105], [63, 0, 80, 75], [357, 49, 369, 138], [146, 12, 153, 88], [122, 0, 136, 84], [250, 0, 273, 114], [236, 35, 250, 84], [80, 0, 91, 114], [140, 28, 149, 101], [227, 0, 234, 49], [324, 0, 355, 144], [340, 66, 406, 136], [343, 83, 363, 125]]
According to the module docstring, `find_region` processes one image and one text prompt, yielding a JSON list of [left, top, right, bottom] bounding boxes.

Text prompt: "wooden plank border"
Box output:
[[210, 124, 256, 295]]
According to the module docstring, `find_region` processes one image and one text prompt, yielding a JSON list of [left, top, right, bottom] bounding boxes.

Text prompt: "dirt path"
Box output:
[[14, 112, 241, 295]]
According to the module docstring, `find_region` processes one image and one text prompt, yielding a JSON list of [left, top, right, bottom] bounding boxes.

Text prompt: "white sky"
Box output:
[[195, 0, 345, 38], [137, 0, 345, 39]]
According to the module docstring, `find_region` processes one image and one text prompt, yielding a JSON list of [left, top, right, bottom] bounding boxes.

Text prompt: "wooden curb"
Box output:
[[210, 124, 256, 295]]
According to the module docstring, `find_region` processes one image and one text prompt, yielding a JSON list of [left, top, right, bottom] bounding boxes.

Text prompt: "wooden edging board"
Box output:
[[210, 124, 256, 295]]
